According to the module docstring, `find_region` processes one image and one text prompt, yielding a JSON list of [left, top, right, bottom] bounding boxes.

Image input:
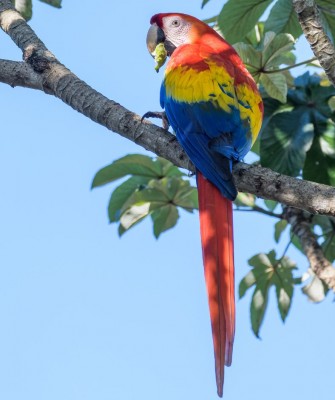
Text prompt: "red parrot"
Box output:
[[146, 13, 263, 396]]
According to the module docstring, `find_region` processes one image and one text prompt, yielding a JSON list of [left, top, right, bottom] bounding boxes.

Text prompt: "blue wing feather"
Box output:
[[161, 84, 252, 200]]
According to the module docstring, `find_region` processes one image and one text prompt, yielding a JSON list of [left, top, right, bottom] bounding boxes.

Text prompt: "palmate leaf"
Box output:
[[303, 128, 335, 186], [118, 177, 197, 237], [93, 154, 198, 237], [92, 154, 183, 188], [264, 0, 302, 38], [274, 219, 288, 243], [151, 205, 179, 238], [264, 199, 278, 211], [317, 0, 335, 44], [261, 72, 335, 179], [239, 250, 297, 337], [39, 0, 62, 7], [260, 72, 287, 103], [261, 32, 296, 69], [312, 215, 335, 262], [260, 108, 314, 176], [235, 32, 295, 102], [244, 22, 265, 46], [233, 43, 262, 77], [108, 176, 151, 223], [218, 0, 273, 43]]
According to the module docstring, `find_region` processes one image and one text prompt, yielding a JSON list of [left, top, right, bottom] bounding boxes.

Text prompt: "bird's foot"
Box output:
[[141, 111, 170, 130]]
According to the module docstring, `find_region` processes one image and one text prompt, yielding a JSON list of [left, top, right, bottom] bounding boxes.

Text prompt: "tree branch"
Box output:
[[0, 59, 43, 89], [1, 0, 335, 217], [283, 207, 335, 290], [293, 0, 335, 86]]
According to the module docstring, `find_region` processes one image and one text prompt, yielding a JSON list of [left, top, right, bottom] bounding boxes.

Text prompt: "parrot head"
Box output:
[[146, 13, 214, 61]]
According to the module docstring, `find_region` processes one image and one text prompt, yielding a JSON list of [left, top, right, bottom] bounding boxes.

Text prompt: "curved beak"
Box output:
[[146, 23, 165, 56]]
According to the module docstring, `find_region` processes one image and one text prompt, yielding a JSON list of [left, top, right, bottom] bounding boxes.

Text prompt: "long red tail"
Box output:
[[197, 172, 235, 397]]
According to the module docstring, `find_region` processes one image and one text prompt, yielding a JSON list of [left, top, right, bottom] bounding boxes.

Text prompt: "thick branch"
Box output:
[[1, 0, 335, 217], [293, 0, 335, 86], [283, 207, 335, 290], [234, 163, 335, 216]]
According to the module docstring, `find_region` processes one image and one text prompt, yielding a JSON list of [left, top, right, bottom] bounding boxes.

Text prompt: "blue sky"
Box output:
[[0, 1, 333, 399]]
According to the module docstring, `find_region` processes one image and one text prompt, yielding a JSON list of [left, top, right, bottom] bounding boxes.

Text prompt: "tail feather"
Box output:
[[197, 171, 235, 397]]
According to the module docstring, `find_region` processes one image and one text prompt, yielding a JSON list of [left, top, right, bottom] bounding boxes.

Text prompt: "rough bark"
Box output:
[[0, 59, 43, 89], [293, 0, 335, 86]]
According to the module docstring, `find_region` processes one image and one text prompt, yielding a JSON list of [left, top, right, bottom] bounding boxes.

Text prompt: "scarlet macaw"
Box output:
[[146, 13, 263, 396]]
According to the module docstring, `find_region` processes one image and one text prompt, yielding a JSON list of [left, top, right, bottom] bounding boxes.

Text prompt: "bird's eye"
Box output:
[[171, 19, 180, 27]]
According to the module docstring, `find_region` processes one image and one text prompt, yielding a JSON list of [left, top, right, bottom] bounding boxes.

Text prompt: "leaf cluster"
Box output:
[[92, 155, 198, 238], [239, 250, 298, 337]]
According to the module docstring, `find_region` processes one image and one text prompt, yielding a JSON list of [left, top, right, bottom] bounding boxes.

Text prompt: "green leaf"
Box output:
[[239, 270, 258, 299], [39, 0, 62, 7], [261, 32, 296, 69], [272, 256, 296, 321], [261, 72, 335, 178], [115, 176, 197, 236], [117, 182, 172, 235], [274, 219, 288, 243], [159, 157, 184, 177], [119, 202, 151, 235], [264, 199, 278, 211], [317, 0, 335, 44], [240, 251, 297, 337], [151, 205, 179, 238], [261, 96, 286, 129], [245, 23, 265, 46], [92, 154, 163, 188], [303, 132, 333, 185], [260, 72, 287, 102], [260, 108, 314, 176], [172, 181, 198, 211], [218, 0, 273, 43], [291, 73, 335, 122], [234, 33, 295, 91], [122, 186, 169, 211], [291, 232, 303, 253], [108, 176, 150, 223], [313, 215, 335, 262], [264, 0, 302, 38], [250, 281, 269, 337], [15, 0, 32, 20], [322, 230, 335, 262], [201, 0, 211, 8], [233, 43, 262, 77]]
